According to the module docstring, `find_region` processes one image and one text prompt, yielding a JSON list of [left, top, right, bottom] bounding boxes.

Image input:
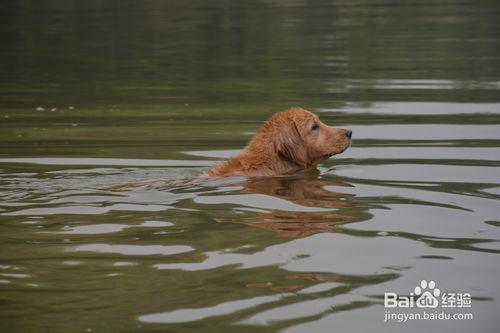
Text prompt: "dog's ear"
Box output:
[[274, 120, 308, 167]]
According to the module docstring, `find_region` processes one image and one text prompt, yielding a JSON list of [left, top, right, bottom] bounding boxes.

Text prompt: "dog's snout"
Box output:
[[345, 129, 352, 139]]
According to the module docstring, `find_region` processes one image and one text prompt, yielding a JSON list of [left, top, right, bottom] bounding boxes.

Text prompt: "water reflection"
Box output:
[[106, 168, 367, 238], [219, 170, 366, 238]]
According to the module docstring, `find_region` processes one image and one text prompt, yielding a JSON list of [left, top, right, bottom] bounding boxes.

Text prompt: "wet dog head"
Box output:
[[262, 107, 351, 167]]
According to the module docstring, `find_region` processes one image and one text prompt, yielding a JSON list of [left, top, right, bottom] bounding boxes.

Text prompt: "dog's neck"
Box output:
[[207, 131, 309, 177], [277, 150, 306, 169], [236, 146, 306, 176]]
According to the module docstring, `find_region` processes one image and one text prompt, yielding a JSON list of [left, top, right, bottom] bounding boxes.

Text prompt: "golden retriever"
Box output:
[[207, 107, 352, 177]]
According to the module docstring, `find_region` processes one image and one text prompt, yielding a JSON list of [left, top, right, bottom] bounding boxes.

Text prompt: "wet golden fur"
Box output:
[[207, 107, 351, 177]]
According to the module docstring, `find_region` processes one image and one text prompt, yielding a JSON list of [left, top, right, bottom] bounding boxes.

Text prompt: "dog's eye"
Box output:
[[311, 124, 320, 131]]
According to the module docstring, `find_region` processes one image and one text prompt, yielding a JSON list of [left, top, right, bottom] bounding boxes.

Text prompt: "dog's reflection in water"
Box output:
[[109, 169, 363, 238], [219, 169, 362, 238]]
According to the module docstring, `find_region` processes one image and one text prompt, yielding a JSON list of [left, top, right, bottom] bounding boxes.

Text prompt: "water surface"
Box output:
[[1, 1, 500, 332]]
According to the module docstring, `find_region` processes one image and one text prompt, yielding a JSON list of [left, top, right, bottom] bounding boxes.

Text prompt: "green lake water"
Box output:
[[1, 1, 500, 332]]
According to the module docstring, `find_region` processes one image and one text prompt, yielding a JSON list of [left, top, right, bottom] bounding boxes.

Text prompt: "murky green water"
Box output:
[[1, 1, 500, 332]]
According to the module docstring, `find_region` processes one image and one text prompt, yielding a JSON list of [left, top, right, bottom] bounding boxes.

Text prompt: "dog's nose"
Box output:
[[345, 129, 352, 139]]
